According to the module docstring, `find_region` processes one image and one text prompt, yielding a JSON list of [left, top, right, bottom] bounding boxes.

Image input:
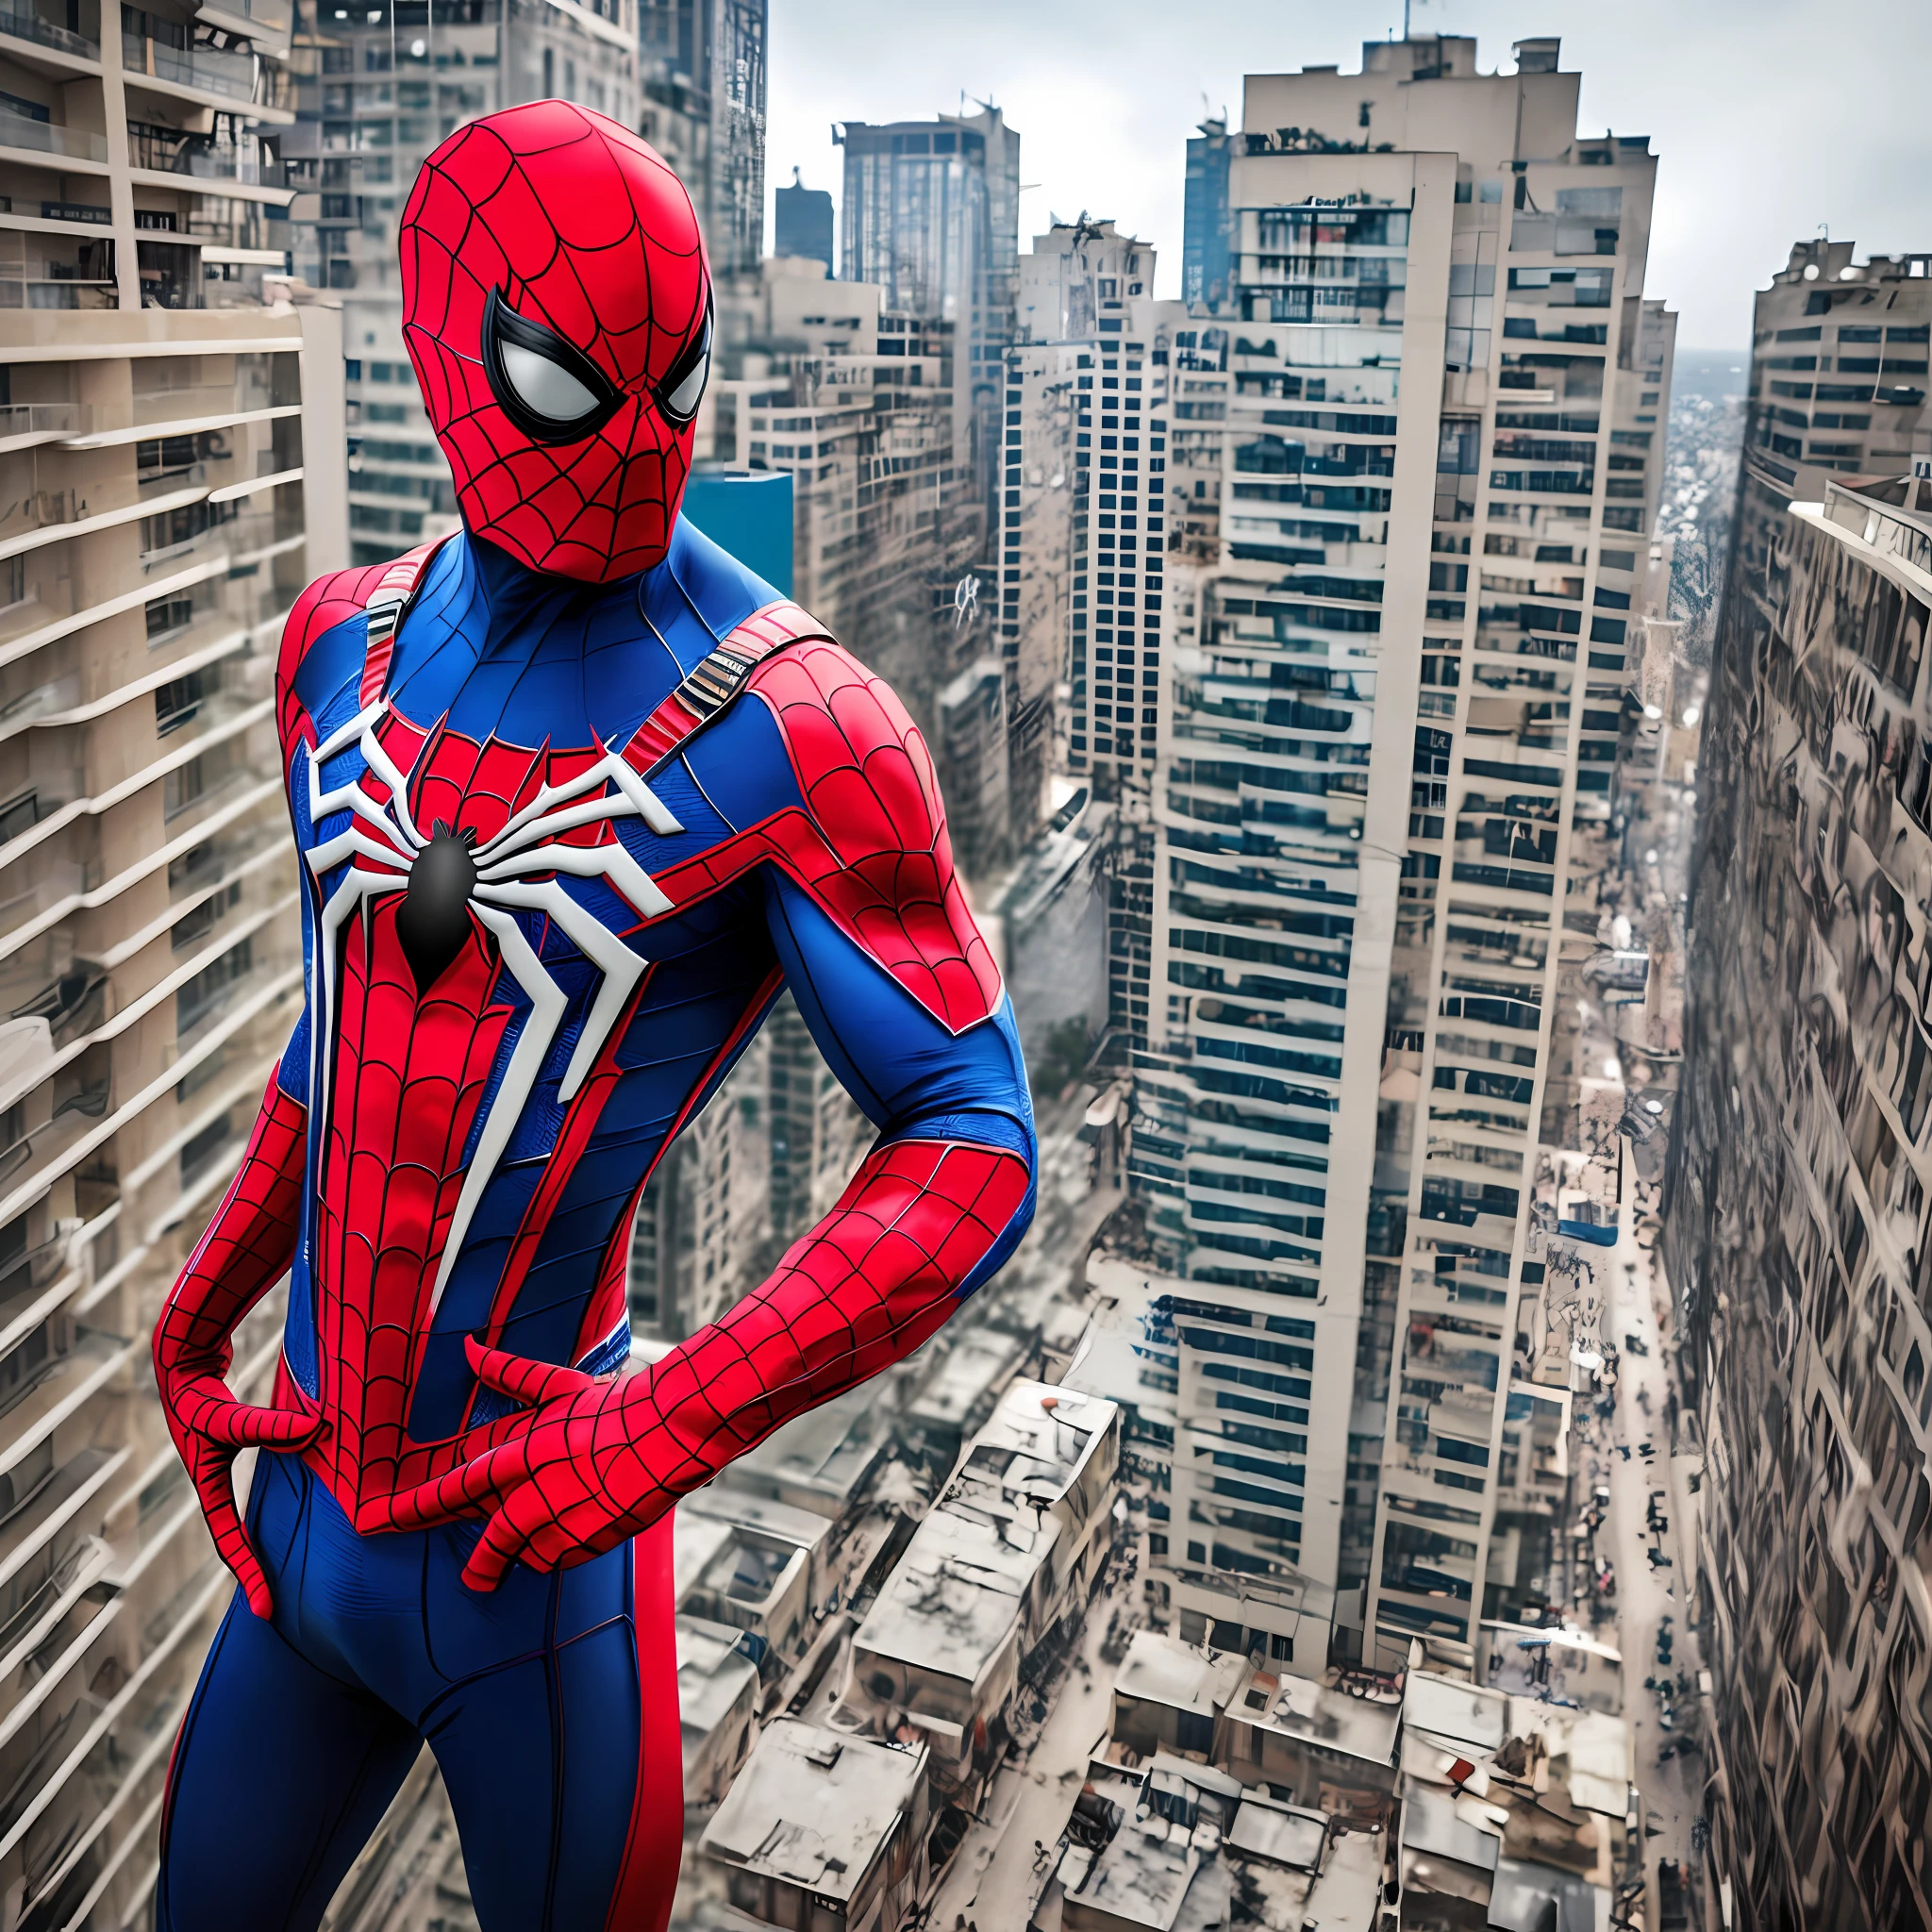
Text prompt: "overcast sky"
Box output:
[[761, 0, 1932, 351]]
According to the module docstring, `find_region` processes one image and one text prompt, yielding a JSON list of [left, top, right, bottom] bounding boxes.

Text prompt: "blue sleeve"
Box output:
[[761, 869, 1038, 1292]]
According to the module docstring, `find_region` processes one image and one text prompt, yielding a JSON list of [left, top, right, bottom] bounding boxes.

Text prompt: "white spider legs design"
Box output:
[[301, 704, 683, 1313]]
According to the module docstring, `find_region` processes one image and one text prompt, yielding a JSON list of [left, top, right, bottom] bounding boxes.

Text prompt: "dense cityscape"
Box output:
[[0, 3, 1926, 1928]]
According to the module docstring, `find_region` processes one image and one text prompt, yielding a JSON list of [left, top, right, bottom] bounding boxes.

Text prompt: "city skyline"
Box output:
[[3, 2, 1927, 1924], [761, 0, 1932, 351]]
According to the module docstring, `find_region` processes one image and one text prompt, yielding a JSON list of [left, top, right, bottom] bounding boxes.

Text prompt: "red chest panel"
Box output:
[[311, 911, 512, 1493], [293, 711, 677, 1504]]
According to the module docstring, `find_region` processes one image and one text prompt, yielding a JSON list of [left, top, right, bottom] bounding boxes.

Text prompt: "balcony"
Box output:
[[0, 8, 100, 63], [0, 108, 108, 167], [195, 0, 290, 41], [0, 403, 80, 455], [57, 381, 288, 450], [125, 123, 286, 192], [0, 669, 78, 737], [121, 34, 255, 103], [0, 232, 116, 311], [0, 772, 83, 856]]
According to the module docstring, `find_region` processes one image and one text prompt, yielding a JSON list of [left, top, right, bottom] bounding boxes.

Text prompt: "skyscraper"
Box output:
[[1181, 116, 1234, 314], [774, 167, 834, 275], [1004, 220, 1161, 827], [1667, 469, 1932, 1932], [839, 106, 1019, 527], [1730, 237, 1932, 653], [1125, 34, 1674, 1671], [286, 0, 641, 567], [0, 8, 344, 1907], [637, 0, 767, 276]]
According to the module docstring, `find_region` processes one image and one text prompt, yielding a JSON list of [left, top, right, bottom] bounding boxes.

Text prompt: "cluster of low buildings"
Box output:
[[653, 1248, 1653, 1932]]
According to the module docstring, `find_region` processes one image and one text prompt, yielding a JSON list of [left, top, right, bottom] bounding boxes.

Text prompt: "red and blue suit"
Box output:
[[150, 103, 1034, 1932]]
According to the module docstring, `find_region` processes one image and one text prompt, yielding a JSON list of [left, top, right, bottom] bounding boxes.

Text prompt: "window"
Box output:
[[145, 594, 194, 643], [155, 670, 206, 737], [176, 936, 254, 1035]]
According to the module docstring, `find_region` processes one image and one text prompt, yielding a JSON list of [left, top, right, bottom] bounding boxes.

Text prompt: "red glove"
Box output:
[[152, 1072, 317, 1618], [375, 1138, 1029, 1589]]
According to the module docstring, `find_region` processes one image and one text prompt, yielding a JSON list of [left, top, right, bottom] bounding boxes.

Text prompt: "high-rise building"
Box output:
[[1124, 34, 1674, 1672], [838, 106, 1019, 527], [774, 167, 833, 275], [1181, 117, 1234, 314], [1003, 221, 1160, 843], [1730, 237, 1932, 657], [1666, 470, 1932, 1932], [0, 12, 345, 1905], [1004, 223, 1165, 795], [284, 0, 640, 567], [703, 260, 981, 678], [637, 0, 766, 276], [1001, 223, 1166, 1058]]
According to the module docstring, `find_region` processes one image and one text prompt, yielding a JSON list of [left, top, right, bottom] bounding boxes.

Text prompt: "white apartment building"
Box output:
[[705, 259, 978, 658], [1, 0, 296, 313], [1000, 224, 1167, 1058], [1003, 221, 1166, 793], [1127, 33, 1674, 1673], [0, 103, 344, 1932], [1732, 236, 1932, 654]]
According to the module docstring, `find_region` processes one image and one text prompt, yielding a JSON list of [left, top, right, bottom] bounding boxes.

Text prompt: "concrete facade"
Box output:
[[1667, 473, 1932, 1930], [1122, 35, 1675, 1674], [0, 100, 345, 1918]]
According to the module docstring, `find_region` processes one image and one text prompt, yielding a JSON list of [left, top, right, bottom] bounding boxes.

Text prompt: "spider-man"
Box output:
[[151, 102, 1034, 1931]]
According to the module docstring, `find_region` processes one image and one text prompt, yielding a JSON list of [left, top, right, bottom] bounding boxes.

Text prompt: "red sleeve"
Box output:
[[151, 1067, 310, 1603], [154, 1067, 307, 1389], [622, 1136, 1031, 1504], [747, 640, 1003, 1034]]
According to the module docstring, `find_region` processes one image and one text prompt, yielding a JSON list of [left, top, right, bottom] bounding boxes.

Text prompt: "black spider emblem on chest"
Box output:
[[395, 823, 481, 995]]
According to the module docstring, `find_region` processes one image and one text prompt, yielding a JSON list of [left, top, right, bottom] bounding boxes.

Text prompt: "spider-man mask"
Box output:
[[400, 101, 712, 583]]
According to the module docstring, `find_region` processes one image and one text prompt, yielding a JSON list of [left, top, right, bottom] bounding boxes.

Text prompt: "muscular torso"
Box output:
[[272, 524, 999, 1520]]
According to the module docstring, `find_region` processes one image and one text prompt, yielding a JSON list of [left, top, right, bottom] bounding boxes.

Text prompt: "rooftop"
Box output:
[[962, 1377, 1117, 1498], [853, 1380, 1117, 1683], [1404, 1669, 1509, 1755], [675, 1614, 760, 1741], [726, 1382, 892, 1516], [1402, 1785, 1501, 1874], [853, 1498, 1057, 1683], [1226, 1663, 1404, 1767], [674, 1512, 737, 1606], [1222, 1792, 1325, 1870], [1113, 1629, 1245, 1723], [1065, 1822, 1208, 1931], [906, 1324, 1030, 1431], [699, 1721, 925, 1903], [683, 1485, 834, 1558]]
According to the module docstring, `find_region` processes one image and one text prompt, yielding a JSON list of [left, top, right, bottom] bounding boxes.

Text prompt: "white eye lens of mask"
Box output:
[[498, 339, 602, 425], [660, 348, 708, 423]]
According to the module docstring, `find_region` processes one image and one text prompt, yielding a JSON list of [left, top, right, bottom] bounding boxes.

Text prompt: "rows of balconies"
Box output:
[[0, 307, 315, 1924]]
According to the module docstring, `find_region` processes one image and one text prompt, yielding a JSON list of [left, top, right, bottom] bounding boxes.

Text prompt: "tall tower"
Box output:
[[0, 2, 345, 1912], [1126, 34, 1674, 1673], [1730, 238, 1932, 654], [1181, 116, 1234, 313], [838, 107, 1021, 537], [637, 0, 767, 276], [1667, 467, 1932, 1931], [774, 168, 834, 275]]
